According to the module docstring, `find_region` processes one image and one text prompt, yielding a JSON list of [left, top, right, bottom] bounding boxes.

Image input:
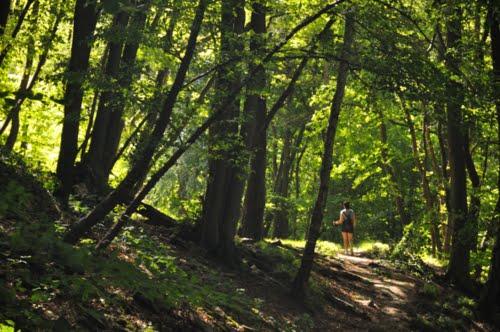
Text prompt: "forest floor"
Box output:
[[0, 158, 497, 331]]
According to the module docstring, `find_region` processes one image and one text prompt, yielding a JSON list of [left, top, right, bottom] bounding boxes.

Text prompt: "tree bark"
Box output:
[[63, 0, 208, 244], [4, 1, 37, 151], [292, 11, 354, 298], [478, 0, 500, 318], [0, 0, 35, 67], [240, 0, 267, 241], [0, 0, 11, 36], [83, 1, 151, 192], [81, 9, 130, 192], [55, 0, 100, 204], [401, 103, 441, 255], [200, 0, 246, 264], [464, 131, 481, 253], [444, 1, 471, 292], [5, 2, 62, 152], [374, 101, 409, 238]]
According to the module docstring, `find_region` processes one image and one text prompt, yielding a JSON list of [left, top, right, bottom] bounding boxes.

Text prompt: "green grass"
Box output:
[[421, 253, 447, 268], [356, 241, 390, 257], [269, 239, 342, 257]]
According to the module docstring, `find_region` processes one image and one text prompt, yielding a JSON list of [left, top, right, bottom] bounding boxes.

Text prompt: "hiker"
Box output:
[[333, 201, 356, 255]]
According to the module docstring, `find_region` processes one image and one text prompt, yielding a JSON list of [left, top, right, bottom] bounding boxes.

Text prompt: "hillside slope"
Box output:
[[0, 159, 495, 331]]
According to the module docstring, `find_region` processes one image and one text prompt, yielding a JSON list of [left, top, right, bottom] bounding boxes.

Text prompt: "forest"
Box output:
[[0, 0, 499, 330]]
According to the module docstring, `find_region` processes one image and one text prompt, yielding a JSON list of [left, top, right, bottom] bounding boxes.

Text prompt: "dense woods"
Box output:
[[1, 0, 500, 330]]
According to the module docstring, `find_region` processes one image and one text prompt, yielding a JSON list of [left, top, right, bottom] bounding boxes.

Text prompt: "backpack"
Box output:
[[343, 210, 352, 225]]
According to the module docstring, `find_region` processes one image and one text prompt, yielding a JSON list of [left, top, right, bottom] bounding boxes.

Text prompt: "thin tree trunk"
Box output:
[[0, 0, 11, 35], [374, 101, 409, 237], [437, 118, 453, 253], [240, 0, 267, 240], [5, 2, 62, 151], [478, 1, 500, 317], [401, 103, 441, 255], [4, 1, 36, 151], [424, 112, 449, 248], [292, 11, 354, 298], [64, 0, 208, 244], [445, 1, 472, 292], [464, 132, 481, 251], [0, 0, 35, 67], [55, 0, 100, 204]]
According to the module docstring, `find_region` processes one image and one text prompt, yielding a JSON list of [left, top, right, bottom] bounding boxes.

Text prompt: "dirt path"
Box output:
[[313, 252, 490, 331]]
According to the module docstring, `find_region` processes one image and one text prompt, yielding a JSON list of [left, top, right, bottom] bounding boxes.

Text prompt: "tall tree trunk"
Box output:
[[401, 103, 441, 255], [445, 1, 471, 292], [82, 10, 130, 192], [478, 0, 500, 318], [437, 117, 453, 253], [200, 0, 246, 264], [464, 131, 481, 252], [424, 111, 449, 250], [5, 1, 62, 152], [263, 19, 335, 238], [240, 0, 267, 241], [63, 0, 208, 244], [0, 0, 35, 67], [271, 129, 294, 238], [83, 1, 151, 192], [422, 110, 442, 254], [55, 0, 100, 204], [4, 1, 37, 151], [0, 0, 11, 35], [374, 101, 409, 238], [292, 11, 354, 298]]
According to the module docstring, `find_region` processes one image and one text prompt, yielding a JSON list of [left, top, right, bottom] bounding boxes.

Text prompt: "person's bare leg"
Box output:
[[342, 232, 349, 255], [347, 232, 354, 255]]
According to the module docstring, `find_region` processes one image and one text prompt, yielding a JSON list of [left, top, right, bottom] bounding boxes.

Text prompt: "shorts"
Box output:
[[341, 222, 354, 233]]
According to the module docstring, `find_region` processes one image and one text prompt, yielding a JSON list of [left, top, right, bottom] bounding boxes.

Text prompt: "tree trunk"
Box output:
[[200, 0, 246, 264], [0, 0, 11, 36], [63, 0, 208, 244], [83, 1, 151, 192], [239, 1, 267, 241], [478, 0, 500, 318], [292, 11, 354, 298], [272, 129, 294, 238], [0, 0, 35, 67], [5, 1, 62, 152], [444, 1, 471, 292], [425, 110, 449, 251], [464, 131, 481, 251], [374, 101, 409, 238], [55, 0, 100, 204], [401, 103, 441, 255], [4, 1, 36, 151], [82, 10, 129, 192], [437, 118, 453, 253]]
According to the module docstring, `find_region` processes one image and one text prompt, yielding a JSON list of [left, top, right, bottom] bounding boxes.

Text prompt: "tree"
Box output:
[[63, 0, 208, 244], [444, 0, 472, 292], [55, 0, 100, 204], [82, 0, 151, 192], [478, 0, 500, 318], [0, 0, 11, 36], [292, 10, 355, 297], [239, 0, 267, 241], [200, 0, 246, 264]]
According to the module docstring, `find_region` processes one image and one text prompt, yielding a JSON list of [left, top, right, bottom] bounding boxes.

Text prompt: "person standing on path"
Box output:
[[333, 201, 356, 255]]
